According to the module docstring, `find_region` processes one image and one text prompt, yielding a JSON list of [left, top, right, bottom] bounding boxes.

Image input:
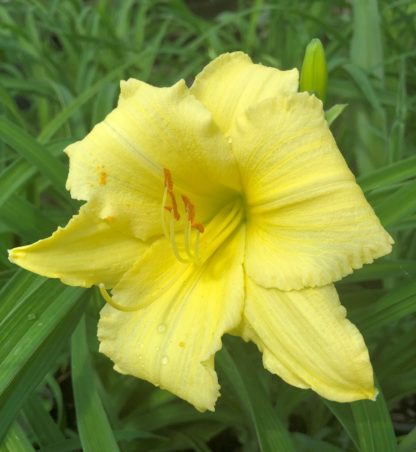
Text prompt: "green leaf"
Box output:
[[0, 271, 86, 441], [325, 388, 396, 452], [325, 104, 347, 126], [350, 0, 384, 82], [0, 422, 35, 452], [356, 280, 416, 334], [292, 433, 343, 452], [0, 194, 57, 241], [324, 401, 359, 450], [22, 393, 65, 448], [399, 427, 416, 452], [358, 156, 416, 192], [351, 392, 397, 452], [0, 84, 27, 130], [71, 316, 120, 452], [40, 429, 164, 452], [0, 118, 67, 197], [340, 259, 416, 283], [0, 160, 36, 209], [375, 180, 416, 226], [217, 339, 295, 452]]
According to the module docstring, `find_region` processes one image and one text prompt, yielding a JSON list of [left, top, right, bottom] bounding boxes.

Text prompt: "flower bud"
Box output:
[[300, 38, 328, 102]]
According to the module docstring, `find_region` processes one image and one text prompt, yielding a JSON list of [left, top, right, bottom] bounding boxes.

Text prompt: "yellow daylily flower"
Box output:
[[9, 52, 393, 411]]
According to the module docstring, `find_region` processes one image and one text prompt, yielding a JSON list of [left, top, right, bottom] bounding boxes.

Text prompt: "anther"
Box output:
[[163, 168, 173, 192], [163, 168, 180, 221], [182, 195, 205, 233], [182, 195, 195, 222], [161, 168, 205, 265]]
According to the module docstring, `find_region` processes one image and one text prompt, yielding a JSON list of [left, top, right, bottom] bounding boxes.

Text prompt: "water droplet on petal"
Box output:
[[157, 323, 166, 333], [27, 313, 37, 321], [161, 355, 169, 365], [227, 136, 232, 144]]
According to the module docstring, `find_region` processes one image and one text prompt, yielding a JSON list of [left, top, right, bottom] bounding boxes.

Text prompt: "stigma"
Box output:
[[161, 168, 204, 264]]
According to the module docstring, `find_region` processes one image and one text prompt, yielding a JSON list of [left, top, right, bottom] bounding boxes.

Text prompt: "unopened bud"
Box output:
[[300, 38, 328, 102]]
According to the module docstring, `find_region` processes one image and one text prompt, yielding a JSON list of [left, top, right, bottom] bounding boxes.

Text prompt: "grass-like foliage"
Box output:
[[1, 0, 415, 450]]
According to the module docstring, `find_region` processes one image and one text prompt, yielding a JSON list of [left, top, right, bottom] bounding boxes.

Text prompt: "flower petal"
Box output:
[[66, 79, 240, 241], [98, 228, 245, 411], [232, 92, 392, 290], [8, 203, 144, 288], [240, 279, 376, 402], [190, 52, 298, 133]]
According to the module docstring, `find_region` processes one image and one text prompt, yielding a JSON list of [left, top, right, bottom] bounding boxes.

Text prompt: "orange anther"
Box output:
[[192, 223, 204, 233], [168, 193, 180, 220], [163, 168, 180, 220], [163, 168, 173, 192], [181, 194, 204, 233], [181, 195, 195, 222]]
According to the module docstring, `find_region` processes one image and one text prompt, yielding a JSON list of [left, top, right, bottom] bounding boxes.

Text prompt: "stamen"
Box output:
[[161, 185, 169, 240], [98, 284, 142, 312], [182, 195, 195, 222], [168, 192, 180, 221], [169, 216, 189, 263], [191, 222, 204, 233], [183, 220, 193, 260], [182, 195, 205, 233], [181, 194, 204, 263], [162, 168, 205, 265], [163, 168, 180, 220], [193, 230, 201, 263]]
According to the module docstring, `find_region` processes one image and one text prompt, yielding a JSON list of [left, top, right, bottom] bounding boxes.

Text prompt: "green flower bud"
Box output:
[[300, 38, 328, 102]]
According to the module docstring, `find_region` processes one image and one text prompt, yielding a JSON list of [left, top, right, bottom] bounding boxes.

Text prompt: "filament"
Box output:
[[184, 221, 193, 260], [169, 216, 189, 263], [193, 230, 201, 264], [98, 284, 142, 312], [161, 186, 169, 240]]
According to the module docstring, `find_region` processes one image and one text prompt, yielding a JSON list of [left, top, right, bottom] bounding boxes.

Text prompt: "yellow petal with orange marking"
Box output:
[[66, 80, 240, 241]]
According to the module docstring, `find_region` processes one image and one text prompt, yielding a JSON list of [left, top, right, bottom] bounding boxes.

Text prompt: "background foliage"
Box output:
[[0, 0, 415, 450]]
